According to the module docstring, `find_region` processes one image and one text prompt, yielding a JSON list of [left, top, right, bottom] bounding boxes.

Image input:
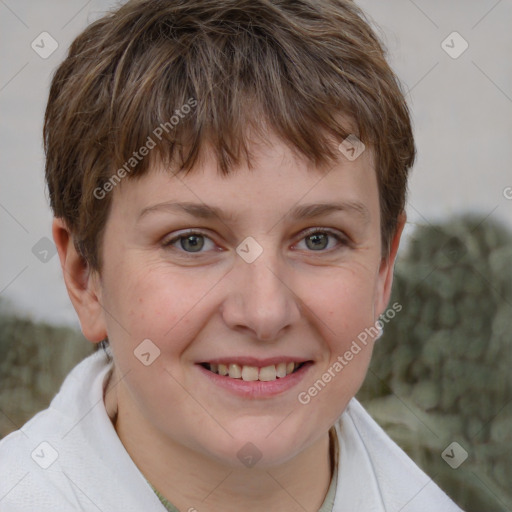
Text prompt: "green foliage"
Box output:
[[0, 300, 93, 438], [358, 214, 512, 511]]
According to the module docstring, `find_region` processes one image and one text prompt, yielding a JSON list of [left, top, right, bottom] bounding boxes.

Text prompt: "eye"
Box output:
[[295, 228, 348, 252], [162, 228, 349, 256], [162, 230, 217, 254]]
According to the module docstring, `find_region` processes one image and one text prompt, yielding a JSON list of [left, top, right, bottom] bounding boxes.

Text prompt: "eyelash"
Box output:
[[162, 228, 350, 256]]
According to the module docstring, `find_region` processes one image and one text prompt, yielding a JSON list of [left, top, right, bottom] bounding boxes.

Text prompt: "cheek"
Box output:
[[303, 266, 378, 338], [297, 268, 378, 403], [102, 267, 209, 415], [103, 262, 219, 356]]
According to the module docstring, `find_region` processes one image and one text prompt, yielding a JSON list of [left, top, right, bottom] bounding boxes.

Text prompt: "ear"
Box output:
[[374, 212, 406, 318], [52, 218, 107, 343]]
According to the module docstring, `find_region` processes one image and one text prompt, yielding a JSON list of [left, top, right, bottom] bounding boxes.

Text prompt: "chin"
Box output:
[[197, 425, 311, 470]]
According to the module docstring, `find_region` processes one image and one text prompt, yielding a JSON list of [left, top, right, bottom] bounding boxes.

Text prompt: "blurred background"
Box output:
[[1, 1, 511, 510]]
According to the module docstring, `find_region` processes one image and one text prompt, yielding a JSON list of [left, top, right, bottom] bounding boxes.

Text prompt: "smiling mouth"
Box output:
[[199, 362, 309, 382]]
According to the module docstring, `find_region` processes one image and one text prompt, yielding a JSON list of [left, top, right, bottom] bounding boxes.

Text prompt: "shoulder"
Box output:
[[0, 351, 164, 512], [0, 351, 112, 510], [332, 398, 464, 512], [1, 350, 110, 447]]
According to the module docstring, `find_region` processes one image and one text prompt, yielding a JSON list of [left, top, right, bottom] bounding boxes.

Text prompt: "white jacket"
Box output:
[[0, 351, 463, 511]]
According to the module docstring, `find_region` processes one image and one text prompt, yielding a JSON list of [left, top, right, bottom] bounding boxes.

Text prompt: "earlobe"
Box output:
[[375, 212, 406, 317], [52, 218, 107, 343]]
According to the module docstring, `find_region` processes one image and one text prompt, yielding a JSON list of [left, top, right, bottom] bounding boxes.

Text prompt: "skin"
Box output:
[[53, 133, 404, 512]]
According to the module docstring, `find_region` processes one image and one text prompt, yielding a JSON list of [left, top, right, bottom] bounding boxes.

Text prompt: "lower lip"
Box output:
[[195, 363, 313, 399]]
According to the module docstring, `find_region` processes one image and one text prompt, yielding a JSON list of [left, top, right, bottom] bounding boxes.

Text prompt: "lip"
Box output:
[[195, 361, 313, 399]]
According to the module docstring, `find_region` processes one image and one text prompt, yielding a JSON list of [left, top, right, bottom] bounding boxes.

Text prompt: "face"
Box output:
[[64, 134, 401, 470]]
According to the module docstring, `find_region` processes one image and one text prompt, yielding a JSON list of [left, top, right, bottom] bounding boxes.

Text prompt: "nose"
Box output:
[[221, 251, 302, 342]]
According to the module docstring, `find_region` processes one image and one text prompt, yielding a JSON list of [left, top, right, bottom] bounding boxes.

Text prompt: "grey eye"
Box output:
[[305, 232, 329, 251], [179, 234, 205, 252]]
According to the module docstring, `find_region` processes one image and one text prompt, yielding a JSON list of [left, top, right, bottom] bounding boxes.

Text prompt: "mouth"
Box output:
[[199, 361, 309, 382], [195, 357, 314, 398]]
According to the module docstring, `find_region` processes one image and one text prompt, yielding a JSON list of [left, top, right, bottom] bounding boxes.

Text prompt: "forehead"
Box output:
[[111, 135, 378, 226]]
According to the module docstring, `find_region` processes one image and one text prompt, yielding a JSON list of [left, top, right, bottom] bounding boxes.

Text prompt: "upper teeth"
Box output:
[[207, 362, 300, 381]]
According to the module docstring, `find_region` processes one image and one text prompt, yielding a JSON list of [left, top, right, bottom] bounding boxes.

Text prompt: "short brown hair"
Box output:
[[44, 0, 415, 271]]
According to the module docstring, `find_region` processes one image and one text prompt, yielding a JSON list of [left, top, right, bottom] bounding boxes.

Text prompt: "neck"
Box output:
[[111, 391, 333, 512]]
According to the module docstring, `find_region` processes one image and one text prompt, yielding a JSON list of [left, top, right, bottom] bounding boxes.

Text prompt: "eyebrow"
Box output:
[[137, 200, 370, 224]]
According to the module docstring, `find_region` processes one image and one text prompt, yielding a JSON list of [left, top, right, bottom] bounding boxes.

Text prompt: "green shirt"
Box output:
[[148, 429, 339, 512]]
